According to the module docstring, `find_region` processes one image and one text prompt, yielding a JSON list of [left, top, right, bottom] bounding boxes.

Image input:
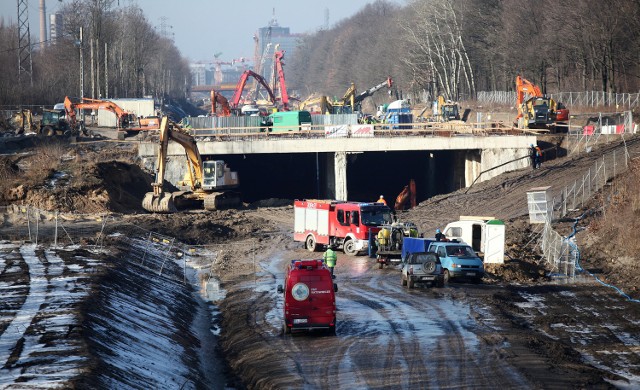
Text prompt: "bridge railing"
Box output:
[[185, 122, 528, 142]]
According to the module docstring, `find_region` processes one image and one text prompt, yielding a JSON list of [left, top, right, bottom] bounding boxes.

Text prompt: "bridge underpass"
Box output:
[[208, 150, 475, 204], [138, 134, 534, 206]]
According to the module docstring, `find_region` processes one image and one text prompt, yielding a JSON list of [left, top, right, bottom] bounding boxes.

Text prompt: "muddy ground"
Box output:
[[1, 133, 640, 388]]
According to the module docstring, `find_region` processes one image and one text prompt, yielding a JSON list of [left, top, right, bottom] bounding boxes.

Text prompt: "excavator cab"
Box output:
[[202, 160, 225, 190], [442, 103, 460, 121]]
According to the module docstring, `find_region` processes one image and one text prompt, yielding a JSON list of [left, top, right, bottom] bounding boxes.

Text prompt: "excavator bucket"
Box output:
[[142, 192, 177, 213]]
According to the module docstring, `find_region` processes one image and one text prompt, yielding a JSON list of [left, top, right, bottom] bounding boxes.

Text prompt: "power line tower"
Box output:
[[17, 0, 34, 87]]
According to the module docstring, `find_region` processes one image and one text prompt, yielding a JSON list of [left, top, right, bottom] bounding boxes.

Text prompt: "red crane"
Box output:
[[230, 70, 276, 110], [274, 49, 290, 111]]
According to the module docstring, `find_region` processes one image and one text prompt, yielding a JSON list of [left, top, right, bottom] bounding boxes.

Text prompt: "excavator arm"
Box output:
[[274, 49, 289, 111], [211, 89, 231, 116], [353, 77, 393, 110], [515, 76, 543, 120], [152, 116, 203, 196], [64, 96, 135, 129], [230, 70, 276, 109]]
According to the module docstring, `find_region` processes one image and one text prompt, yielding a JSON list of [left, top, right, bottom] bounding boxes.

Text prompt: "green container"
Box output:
[[267, 110, 312, 132]]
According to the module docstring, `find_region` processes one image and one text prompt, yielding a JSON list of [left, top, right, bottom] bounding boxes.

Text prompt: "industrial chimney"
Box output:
[[39, 0, 46, 50]]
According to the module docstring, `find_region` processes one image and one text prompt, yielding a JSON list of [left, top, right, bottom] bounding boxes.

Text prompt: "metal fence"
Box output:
[[477, 90, 640, 109], [538, 138, 631, 276], [0, 205, 111, 248]]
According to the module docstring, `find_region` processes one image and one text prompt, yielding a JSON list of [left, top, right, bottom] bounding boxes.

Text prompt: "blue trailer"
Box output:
[[402, 237, 436, 260]]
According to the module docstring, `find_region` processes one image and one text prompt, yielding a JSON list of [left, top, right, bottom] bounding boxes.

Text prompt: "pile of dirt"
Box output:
[[0, 140, 151, 214]]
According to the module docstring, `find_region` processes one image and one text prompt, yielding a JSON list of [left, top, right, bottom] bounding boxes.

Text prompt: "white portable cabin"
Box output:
[[442, 216, 505, 264]]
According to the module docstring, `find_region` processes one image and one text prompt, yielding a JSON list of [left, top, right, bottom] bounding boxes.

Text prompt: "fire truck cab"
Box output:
[[277, 259, 338, 335], [294, 200, 393, 256]]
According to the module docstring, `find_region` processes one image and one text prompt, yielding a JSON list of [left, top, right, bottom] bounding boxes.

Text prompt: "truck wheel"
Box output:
[[408, 278, 415, 289], [328, 325, 336, 336], [42, 126, 55, 136], [343, 240, 358, 256], [401, 274, 407, 286], [443, 269, 451, 284], [305, 235, 318, 252], [378, 262, 383, 269]]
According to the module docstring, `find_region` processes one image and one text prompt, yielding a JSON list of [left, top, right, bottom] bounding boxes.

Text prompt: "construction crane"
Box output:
[[230, 70, 276, 113], [273, 48, 290, 111], [250, 43, 272, 101]]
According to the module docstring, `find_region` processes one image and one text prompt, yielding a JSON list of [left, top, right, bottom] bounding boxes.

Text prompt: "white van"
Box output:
[[443, 216, 505, 264]]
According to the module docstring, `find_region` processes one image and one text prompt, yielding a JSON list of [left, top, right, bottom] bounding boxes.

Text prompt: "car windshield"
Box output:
[[446, 246, 476, 257], [361, 207, 392, 226], [409, 253, 435, 264]]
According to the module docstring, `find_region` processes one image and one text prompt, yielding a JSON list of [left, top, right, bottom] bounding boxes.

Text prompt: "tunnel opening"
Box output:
[[222, 153, 328, 203], [218, 149, 466, 205], [346, 150, 461, 206]]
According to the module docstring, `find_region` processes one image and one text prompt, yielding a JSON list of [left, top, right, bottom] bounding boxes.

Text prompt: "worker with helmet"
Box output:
[[435, 228, 447, 241], [377, 195, 387, 205], [323, 246, 337, 276]]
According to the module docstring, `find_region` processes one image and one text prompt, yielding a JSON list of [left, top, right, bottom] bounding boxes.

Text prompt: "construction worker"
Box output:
[[323, 246, 337, 276], [377, 195, 387, 205], [530, 144, 543, 169]]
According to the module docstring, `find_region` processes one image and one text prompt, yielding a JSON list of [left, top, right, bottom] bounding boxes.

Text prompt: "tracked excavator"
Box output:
[[142, 116, 241, 213]]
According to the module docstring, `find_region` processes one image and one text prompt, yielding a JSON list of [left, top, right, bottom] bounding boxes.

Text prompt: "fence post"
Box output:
[[35, 210, 38, 246], [140, 232, 153, 266], [26, 205, 31, 242], [54, 211, 59, 249]]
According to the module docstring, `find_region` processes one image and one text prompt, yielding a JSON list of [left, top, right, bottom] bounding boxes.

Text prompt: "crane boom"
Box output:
[[230, 70, 276, 110]]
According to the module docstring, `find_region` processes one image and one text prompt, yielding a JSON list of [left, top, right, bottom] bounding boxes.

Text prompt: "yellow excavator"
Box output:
[[142, 116, 241, 213]]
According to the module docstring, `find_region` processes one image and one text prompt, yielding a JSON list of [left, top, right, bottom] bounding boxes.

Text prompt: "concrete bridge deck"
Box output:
[[138, 128, 536, 203]]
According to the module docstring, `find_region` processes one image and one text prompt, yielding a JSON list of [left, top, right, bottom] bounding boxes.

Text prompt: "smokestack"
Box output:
[[39, 0, 46, 50]]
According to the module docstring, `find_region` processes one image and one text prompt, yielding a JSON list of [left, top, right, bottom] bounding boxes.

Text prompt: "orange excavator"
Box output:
[[515, 76, 569, 131], [210, 89, 231, 116], [394, 179, 417, 211], [64, 96, 137, 130]]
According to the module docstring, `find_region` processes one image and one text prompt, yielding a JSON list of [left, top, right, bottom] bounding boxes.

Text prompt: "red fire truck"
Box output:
[[294, 199, 393, 256], [277, 259, 338, 334]]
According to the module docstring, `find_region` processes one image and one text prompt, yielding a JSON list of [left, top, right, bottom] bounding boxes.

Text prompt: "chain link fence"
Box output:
[[537, 139, 632, 277], [0, 206, 264, 295], [477, 90, 640, 109]]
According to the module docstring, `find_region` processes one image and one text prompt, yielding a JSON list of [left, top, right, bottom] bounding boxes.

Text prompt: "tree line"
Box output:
[[288, 0, 640, 105], [0, 0, 190, 107]]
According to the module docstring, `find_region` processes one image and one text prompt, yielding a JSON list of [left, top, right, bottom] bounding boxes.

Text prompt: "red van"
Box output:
[[277, 259, 338, 335]]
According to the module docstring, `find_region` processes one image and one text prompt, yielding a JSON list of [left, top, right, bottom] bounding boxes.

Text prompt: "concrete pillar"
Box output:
[[334, 152, 348, 201], [464, 150, 482, 187]]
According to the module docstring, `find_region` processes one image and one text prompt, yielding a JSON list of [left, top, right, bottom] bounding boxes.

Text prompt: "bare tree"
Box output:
[[401, 0, 475, 100]]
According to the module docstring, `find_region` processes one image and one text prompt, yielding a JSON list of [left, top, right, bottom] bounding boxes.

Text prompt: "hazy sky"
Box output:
[[0, 0, 404, 63]]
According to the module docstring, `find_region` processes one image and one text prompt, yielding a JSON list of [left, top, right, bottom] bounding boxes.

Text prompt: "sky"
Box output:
[[0, 0, 404, 64]]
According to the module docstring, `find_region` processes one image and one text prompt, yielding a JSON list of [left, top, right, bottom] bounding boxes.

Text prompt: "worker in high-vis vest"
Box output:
[[377, 195, 387, 205], [323, 247, 337, 276], [377, 228, 390, 249]]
